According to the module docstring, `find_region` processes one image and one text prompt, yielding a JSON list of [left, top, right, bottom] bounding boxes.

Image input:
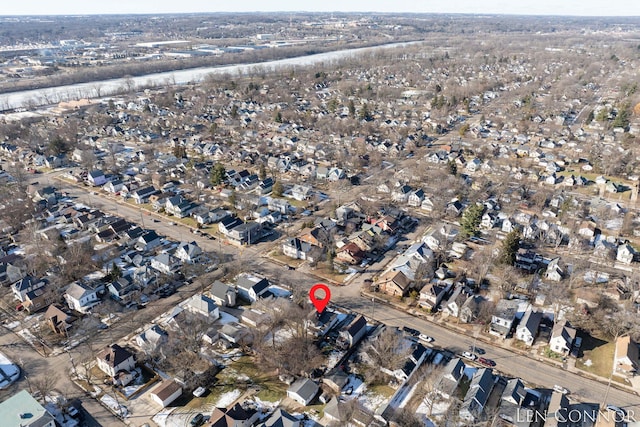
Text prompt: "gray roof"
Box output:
[[517, 308, 542, 334], [460, 368, 495, 421], [65, 281, 94, 300], [185, 294, 218, 316], [287, 378, 319, 402], [260, 408, 300, 427]]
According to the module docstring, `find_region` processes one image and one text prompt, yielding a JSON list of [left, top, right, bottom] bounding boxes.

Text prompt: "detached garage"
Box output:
[[150, 380, 183, 407]]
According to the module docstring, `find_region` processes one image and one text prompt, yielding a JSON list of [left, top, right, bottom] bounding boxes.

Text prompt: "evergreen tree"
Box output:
[[460, 203, 484, 238], [210, 163, 226, 186], [498, 229, 521, 265], [272, 180, 284, 197]]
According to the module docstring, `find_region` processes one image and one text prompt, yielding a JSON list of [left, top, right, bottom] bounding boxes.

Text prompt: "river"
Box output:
[[0, 41, 421, 111]]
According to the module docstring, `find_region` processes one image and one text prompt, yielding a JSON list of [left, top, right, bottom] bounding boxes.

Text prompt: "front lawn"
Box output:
[[576, 340, 614, 378]]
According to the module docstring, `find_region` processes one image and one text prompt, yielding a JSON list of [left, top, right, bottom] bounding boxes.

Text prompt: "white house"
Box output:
[[282, 237, 313, 260], [150, 380, 183, 407], [174, 241, 202, 264], [617, 243, 635, 265], [96, 344, 136, 379], [236, 274, 270, 303], [550, 321, 576, 355], [184, 294, 219, 321], [87, 169, 106, 186], [515, 308, 542, 346], [64, 282, 100, 314]]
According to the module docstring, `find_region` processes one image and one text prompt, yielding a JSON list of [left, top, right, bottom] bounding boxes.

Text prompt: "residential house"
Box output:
[[435, 357, 466, 398], [135, 230, 162, 251], [174, 241, 202, 264], [226, 222, 262, 245], [184, 294, 220, 321], [336, 242, 365, 265], [12, 276, 46, 302], [258, 408, 300, 427], [515, 308, 542, 346], [22, 287, 56, 313], [290, 184, 312, 201], [136, 325, 168, 354], [236, 274, 270, 303], [545, 391, 570, 427], [419, 280, 453, 311], [545, 258, 565, 282], [131, 186, 158, 204], [88, 169, 106, 186], [64, 281, 101, 314], [0, 258, 23, 286], [151, 253, 180, 275], [389, 242, 433, 280], [210, 281, 237, 307], [408, 189, 425, 207], [219, 216, 243, 236], [339, 315, 367, 347], [209, 403, 259, 427], [287, 378, 319, 406], [96, 344, 136, 385], [307, 309, 341, 338], [149, 380, 182, 408], [282, 237, 313, 261], [459, 368, 495, 423], [0, 390, 56, 427], [490, 299, 519, 337], [103, 179, 125, 194], [44, 304, 77, 335], [498, 378, 532, 426], [107, 276, 137, 303], [460, 295, 486, 324], [377, 270, 413, 297], [550, 321, 576, 355], [616, 243, 636, 265], [443, 287, 468, 318], [391, 184, 413, 203], [322, 368, 349, 393], [614, 335, 639, 377]]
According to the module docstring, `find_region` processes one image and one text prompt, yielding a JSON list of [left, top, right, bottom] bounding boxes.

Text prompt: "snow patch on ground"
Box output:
[[416, 396, 448, 426], [358, 390, 387, 412], [215, 389, 241, 408], [100, 393, 129, 418], [4, 321, 20, 330], [583, 359, 593, 367]]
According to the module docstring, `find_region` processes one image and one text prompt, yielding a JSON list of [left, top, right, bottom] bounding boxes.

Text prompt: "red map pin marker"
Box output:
[[309, 283, 331, 313]]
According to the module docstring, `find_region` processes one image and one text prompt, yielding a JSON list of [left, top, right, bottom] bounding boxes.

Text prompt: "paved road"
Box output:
[[19, 170, 640, 420]]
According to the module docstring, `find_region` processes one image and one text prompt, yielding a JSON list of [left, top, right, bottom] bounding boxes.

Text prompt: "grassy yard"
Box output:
[[225, 356, 286, 403], [369, 384, 396, 399], [268, 250, 305, 267], [576, 340, 614, 378], [310, 264, 349, 284]]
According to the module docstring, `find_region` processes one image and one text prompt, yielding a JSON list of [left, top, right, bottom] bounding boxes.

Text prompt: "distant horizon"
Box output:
[[2, 1, 640, 18]]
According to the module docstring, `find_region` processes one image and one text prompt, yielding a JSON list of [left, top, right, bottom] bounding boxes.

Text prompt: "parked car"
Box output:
[[478, 357, 496, 367], [469, 346, 486, 355], [190, 413, 204, 426], [553, 385, 569, 394], [462, 351, 477, 361], [402, 326, 420, 337], [419, 334, 434, 343], [193, 387, 206, 397]]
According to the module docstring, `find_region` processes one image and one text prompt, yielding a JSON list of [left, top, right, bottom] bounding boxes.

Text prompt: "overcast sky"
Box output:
[[3, 0, 640, 16]]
